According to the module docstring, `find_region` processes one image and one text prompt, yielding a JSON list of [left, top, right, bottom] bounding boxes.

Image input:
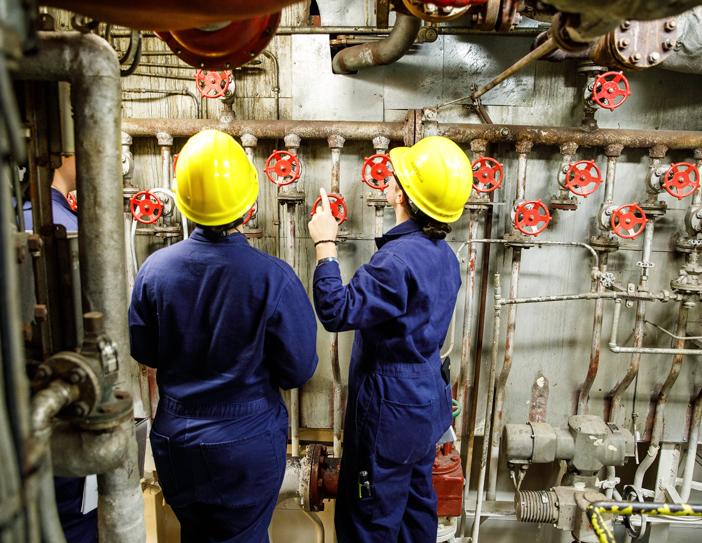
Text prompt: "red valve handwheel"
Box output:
[[663, 162, 700, 200], [194, 70, 232, 99], [472, 156, 504, 193], [130, 190, 164, 225], [311, 192, 348, 225], [361, 153, 394, 190], [564, 160, 604, 197], [592, 71, 631, 112], [611, 203, 647, 239], [264, 150, 302, 186], [242, 202, 257, 226], [66, 192, 78, 212], [514, 200, 551, 236]]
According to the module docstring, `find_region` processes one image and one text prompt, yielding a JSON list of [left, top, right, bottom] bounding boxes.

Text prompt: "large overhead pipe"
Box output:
[[332, 13, 421, 74], [16, 32, 145, 543]]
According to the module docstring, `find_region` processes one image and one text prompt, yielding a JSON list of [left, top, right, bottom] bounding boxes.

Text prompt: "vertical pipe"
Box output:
[[603, 144, 623, 204], [156, 132, 173, 191], [577, 252, 608, 415], [514, 141, 532, 202], [283, 133, 301, 457], [609, 221, 655, 427], [633, 300, 692, 490], [681, 386, 702, 501], [556, 142, 577, 198], [371, 135, 390, 239], [328, 134, 345, 458], [487, 248, 521, 500], [241, 133, 259, 229], [693, 148, 702, 206], [471, 275, 502, 543]]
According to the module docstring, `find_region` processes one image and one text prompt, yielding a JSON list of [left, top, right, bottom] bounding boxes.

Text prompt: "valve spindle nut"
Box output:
[[68, 369, 87, 384]]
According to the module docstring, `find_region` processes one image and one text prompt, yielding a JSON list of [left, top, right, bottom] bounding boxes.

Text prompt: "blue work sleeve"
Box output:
[[265, 275, 319, 390], [128, 269, 158, 368], [313, 251, 410, 332]]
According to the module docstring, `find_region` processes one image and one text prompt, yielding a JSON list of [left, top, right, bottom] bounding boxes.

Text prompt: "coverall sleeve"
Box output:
[[128, 268, 158, 368], [313, 251, 410, 332], [265, 274, 319, 390]]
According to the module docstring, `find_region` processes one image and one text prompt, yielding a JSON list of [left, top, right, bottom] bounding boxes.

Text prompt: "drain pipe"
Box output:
[[332, 13, 421, 74], [487, 141, 532, 501], [328, 134, 346, 458], [156, 132, 173, 191], [16, 32, 145, 543], [633, 299, 692, 490]]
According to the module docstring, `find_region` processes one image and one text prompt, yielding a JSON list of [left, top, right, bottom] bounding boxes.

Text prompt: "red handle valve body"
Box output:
[[361, 153, 394, 191], [592, 71, 631, 111], [662, 162, 700, 200], [472, 156, 504, 194], [611, 203, 647, 239], [311, 193, 348, 225], [564, 160, 604, 197], [514, 200, 552, 236], [264, 150, 302, 187], [194, 70, 232, 99], [130, 190, 164, 225]]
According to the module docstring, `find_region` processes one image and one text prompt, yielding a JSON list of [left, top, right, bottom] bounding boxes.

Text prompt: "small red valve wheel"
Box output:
[[130, 190, 164, 225], [592, 71, 631, 112], [264, 150, 302, 187], [173, 153, 179, 175], [66, 192, 78, 212], [472, 156, 504, 193], [565, 160, 604, 197], [311, 192, 348, 225], [514, 200, 551, 236], [194, 70, 232, 99], [242, 202, 257, 226], [663, 162, 700, 200], [361, 153, 394, 190], [611, 203, 647, 239]]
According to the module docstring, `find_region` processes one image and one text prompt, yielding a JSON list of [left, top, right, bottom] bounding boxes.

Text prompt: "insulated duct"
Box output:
[[661, 7, 702, 74]]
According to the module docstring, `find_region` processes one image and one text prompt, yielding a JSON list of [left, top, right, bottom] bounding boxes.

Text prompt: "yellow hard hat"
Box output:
[[175, 129, 258, 226], [389, 136, 472, 224]]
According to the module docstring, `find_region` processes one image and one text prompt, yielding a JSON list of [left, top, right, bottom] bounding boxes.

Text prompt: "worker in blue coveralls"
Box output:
[[309, 136, 473, 542], [23, 153, 78, 232], [23, 153, 98, 543], [129, 129, 318, 543]]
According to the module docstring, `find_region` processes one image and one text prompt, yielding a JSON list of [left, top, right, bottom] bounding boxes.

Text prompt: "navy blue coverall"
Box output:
[[313, 219, 460, 543], [129, 228, 318, 543], [24, 188, 97, 543]]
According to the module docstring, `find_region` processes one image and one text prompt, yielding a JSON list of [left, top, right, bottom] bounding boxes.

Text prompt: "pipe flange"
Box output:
[[37, 351, 102, 416], [78, 389, 134, 431], [589, 235, 620, 253], [549, 195, 579, 211], [277, 190, 306, 204], [243, 228, 264, 240], [674, 234, 702, 254], [639, 200, 667, 218], [503, 232, 536, 249]]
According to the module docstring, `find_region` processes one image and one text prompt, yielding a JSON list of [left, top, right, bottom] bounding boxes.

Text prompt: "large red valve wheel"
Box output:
[[311, 192, 348, 225], [242, 202, 258, 225], [195, 70, 232, 99], [130, 190, 164, 225], [592, 71, 631, 112], [361, 153, 394, 190], [472, 156, 504, 193], [66, 192, 78, 212], [663, 162, 700, 200], [514, 200, 551, 236], [565, 160, 604, 197], [611, 203, 647, 239], [264, 150, 302, 186]]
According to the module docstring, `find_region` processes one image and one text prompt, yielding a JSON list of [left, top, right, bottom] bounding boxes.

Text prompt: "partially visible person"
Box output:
[[23, 153, 78, 231]]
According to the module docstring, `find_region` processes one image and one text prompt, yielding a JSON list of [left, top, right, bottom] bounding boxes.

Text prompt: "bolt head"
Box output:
[[35, 365, 51, 380], [618, 39, 630, 49], [500, 128, 510, 137], [648, 52, 660, 64], [630, 53, 642, 63], [68, 369, 86, 384], [663, 39, 675, 51], [621, 21, 631, 31], [665, 20, 677, 32]]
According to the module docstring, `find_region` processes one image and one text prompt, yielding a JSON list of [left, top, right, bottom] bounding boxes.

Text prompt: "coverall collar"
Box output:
[[375, 219, 420, 249], [190, 227, 249, 244]]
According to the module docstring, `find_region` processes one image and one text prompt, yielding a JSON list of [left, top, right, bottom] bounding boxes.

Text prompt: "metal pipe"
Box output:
[[38, 452, 67, 543], [436, 123, 702, 150], [693, 148, 702, 205], [578, 253, 608, 415], [122, 118, 407, 142], [514, 142, 532, 202], [328, 135, 345, 458], [371, 135, 390, 238], [260, 50, 280, 121], [502, 291, 678, 305], [283, 133, 301, 458], [332, 13, 421, 74], [302, 510, 325, 543], [681, 386, 702, 501], [275, 25, 548, 36], [16, 32, 145, 542], [50, 422, 131, 477], [122, 88, 201, 119], [455, 214, 479, 451], [17, 31, 140, 403], [156, 132, 173, 191], [603, 145, 623, 203], [469, 239, 599, 269], [471, 275, 502, 543], [634, 300, 692, 490], [241, 133, 259, 230], [470, 37, 559, 101], [488, 248, 521, 501], [96, 418, 144, 543]]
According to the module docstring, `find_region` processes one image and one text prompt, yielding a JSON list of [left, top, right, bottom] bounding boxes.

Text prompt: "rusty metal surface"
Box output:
[[594, 18, 681, 70], [528, 373, 550, 423]]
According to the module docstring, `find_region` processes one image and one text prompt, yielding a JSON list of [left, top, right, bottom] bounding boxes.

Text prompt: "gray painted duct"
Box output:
[[661, 7, 702, 74]]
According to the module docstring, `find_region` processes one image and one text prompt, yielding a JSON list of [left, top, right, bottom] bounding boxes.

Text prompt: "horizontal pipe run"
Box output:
[[498, 291, 681, 306], [609, 300, 702, 356], [469, 238, 600, 268], [122, 119, 407, 142]]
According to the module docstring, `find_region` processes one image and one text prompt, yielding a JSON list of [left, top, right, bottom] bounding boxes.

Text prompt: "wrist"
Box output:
[[315, 243, 338, 261]]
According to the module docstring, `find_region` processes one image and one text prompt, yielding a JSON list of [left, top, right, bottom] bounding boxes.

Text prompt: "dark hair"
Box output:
[[197, 218, 243, 241], [396, 182, 451, 240]]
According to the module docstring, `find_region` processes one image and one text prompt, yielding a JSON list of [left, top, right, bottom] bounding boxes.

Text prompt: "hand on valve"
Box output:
[[309, 188, 339, 261]]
